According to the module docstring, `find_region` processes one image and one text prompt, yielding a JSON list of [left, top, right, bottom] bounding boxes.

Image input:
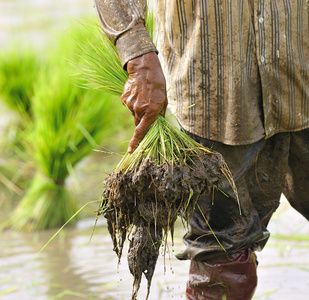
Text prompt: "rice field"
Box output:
[[1, 190, 309, 300], [1, 1, 309, 299]]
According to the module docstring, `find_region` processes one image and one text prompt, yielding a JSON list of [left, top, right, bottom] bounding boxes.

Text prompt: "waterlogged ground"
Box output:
[[1, 196, 309, 300], [255, 197, 309, 300], [0, 218, 190, 300], [0, 0, 95, 49]]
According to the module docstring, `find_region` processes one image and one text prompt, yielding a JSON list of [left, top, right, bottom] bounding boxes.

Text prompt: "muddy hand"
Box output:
[[121, 51, 168, 154]]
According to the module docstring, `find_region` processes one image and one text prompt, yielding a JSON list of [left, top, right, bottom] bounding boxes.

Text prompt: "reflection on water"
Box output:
[[2, 202, 309, 300], [1, 208, 309, 300], [0, 219, 189, 300]]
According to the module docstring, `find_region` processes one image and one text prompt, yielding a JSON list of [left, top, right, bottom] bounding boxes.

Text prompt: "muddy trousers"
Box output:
[[186, 249, 257, 300], [181, 129, 309, 300]]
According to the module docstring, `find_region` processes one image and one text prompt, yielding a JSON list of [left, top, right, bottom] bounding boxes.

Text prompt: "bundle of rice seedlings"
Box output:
[[0, 46, 40, 205], [101, 116, 239, 299], [10, 60, 124, 231], [73, 18, 239, 300], [70, 10, 156, 95], [0, 45, 39, 118], [0, 157, 29, 203]]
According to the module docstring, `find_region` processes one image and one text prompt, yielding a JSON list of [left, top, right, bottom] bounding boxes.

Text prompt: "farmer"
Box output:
[[94, 1, 309, 299]]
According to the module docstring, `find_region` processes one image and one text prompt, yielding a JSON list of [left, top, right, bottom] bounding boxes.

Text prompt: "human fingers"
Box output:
[[127, 113, 157, 153]]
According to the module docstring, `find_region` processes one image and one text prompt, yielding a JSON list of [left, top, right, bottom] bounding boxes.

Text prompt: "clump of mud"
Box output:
[[99, 152, 232, 300]]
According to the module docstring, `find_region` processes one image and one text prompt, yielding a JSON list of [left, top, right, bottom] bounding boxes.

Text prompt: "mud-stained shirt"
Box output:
[[94, 0, 309, 145]]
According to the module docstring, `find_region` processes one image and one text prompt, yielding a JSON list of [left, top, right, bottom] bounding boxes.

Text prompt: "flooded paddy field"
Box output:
[[1, 164, 308, 300], [1, 1, 309, 299], [0, 198, 308, 300]]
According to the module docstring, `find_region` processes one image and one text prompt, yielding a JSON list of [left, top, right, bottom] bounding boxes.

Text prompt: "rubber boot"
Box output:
[[186, 248, 257, 300]]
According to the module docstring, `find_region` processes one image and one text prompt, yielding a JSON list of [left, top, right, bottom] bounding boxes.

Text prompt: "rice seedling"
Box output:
[[0, 33, 78, 199], [0, 45, 41, 159], [0, 46, 40, 202], [73, 16, 239, 300], [9, 57, 124, 231], [0, 156, 31, 201], [0, 45, 39, 118], [70, 11, 155, 96], [0, 21, 129, 230], [100, 115, 238, 300], [70, 23, 128, 96]]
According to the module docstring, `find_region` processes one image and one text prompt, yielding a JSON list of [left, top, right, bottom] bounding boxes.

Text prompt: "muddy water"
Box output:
[[1, 198, 309, 300], [0, 0, 95, 48], [0, 218, 190, 300]]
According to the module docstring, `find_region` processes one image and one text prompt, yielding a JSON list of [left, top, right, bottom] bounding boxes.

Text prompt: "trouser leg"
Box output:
[[178, 133, 290, 261], [179, 132, 291, 299], [283, 129, 309, 220], [186, 248, 257, 300]]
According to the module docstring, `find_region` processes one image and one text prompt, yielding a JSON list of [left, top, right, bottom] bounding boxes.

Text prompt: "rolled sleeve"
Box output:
[[116, 26, 157, 67], [94, 0, 157, 67]]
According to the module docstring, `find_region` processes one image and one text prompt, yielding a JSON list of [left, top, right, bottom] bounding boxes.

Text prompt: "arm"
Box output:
[[94, 0, 168, 153]]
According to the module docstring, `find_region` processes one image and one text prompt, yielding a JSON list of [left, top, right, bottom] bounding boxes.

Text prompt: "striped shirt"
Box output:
[[95, 0, 309, 145]]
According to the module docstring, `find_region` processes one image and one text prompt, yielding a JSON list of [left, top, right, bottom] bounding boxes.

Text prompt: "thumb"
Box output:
[[127, 115, 156, 153]]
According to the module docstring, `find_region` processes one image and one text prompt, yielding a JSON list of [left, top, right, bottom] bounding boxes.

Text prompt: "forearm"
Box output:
[[94, 0, 157, 67]]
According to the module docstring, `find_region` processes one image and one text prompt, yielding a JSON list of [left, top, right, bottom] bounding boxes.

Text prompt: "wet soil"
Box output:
[[100, 153, 227, 299]]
